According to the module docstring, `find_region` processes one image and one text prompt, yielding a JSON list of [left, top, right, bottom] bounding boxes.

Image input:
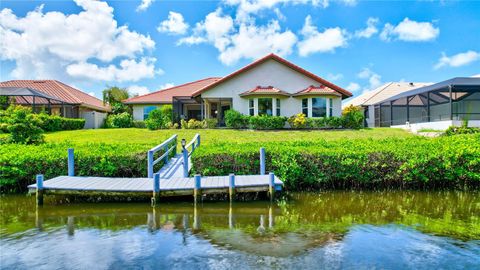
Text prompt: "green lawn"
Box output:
[[44, 127, 413, 147]]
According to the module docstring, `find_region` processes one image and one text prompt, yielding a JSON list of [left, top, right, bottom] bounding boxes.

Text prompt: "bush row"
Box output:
[[224, 108, 364, 130], [180, 118, 218, 129], [0, 142, 149, 192], [191, 134, 480, 190]]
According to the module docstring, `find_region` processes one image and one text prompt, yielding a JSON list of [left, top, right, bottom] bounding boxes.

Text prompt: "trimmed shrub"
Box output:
[[61, 118, 85, 130], [342, 105, 364, 129], [161, 105, 173, 124], [145, 106, 173, 130], [248, 115, 287, 130], [1, 106, 44, 144], [133, 120, 146, 128], [204, 118, 218, 129], [105, 112, 133, 128], [288, 113, 307, 129], [225, 109, 248, 129]]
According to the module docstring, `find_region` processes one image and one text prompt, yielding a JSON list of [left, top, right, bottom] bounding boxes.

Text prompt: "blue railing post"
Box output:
[[147, 150, 154, 178], [36, 174, 44, 206], [68, 148, 74, 176], [197, 134, 201, 147], [163, 144, 169, 163], [260, 147, 266, 175], [183, 148, 189, 177]]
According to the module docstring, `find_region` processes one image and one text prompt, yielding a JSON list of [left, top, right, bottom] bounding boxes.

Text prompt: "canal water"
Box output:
[[1, 191, 479, 269]]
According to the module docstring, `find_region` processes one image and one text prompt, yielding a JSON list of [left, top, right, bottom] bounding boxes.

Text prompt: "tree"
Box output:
[[102, 86, 131, 114]]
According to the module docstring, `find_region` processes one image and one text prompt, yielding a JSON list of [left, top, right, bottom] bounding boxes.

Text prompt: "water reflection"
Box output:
[[1, 191, 479, 269]]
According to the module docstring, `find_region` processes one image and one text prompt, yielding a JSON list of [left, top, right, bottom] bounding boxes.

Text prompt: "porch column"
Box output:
[[406, 96, 410, 122], [390, 101, 393, 126], [200, 99, 204, 120], [273, 98, 277, 116], [427, 91, 431, 122], [448, 85, 453, 120]]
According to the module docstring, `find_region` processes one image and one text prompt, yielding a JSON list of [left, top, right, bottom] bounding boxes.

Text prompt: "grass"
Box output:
[[44, 127, 413, 147]]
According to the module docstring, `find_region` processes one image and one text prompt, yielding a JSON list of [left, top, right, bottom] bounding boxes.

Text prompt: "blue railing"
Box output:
[[147, 134, 178, 178], [182, 134, 200, 177]]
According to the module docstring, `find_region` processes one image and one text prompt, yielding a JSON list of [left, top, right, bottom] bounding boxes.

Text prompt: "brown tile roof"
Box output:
[[239, 86, 290, 97], [123, 77, 222, 104], [0, 80, 110, 112], [191, 53, 352, 98], [292, 85, 342, 97]]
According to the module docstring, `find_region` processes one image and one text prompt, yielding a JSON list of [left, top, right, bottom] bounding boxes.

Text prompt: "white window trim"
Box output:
[[302, 97, 333, 118]]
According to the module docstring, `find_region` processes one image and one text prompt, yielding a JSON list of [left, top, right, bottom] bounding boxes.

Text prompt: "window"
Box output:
[[249, 99, 254, 116], [302, 98, 308, 116], [328, 98, 333, 117], [258, 98, 272, 116], [312, 97, 326, 117], [276, 98, 281, 116], [143, 106, 157, 120]]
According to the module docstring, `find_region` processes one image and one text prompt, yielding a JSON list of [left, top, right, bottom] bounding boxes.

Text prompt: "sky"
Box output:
[[1, 0, 479, 100]]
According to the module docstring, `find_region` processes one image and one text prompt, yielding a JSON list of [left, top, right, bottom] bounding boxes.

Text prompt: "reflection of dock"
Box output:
[[27, 134, 283, 205]]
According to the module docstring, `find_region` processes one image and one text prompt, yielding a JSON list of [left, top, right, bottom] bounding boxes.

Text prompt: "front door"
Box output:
[[219, 105, 231, 126]]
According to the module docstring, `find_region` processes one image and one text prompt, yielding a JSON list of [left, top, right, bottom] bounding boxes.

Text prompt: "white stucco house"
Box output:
[[124, 54, 352, 125]]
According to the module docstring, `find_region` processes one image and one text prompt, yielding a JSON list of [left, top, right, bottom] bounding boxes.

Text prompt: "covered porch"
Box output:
[[172, 96, 232, 126]]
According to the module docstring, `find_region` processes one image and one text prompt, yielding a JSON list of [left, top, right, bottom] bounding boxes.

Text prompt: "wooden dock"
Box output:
[[28, 134, 284, 205]]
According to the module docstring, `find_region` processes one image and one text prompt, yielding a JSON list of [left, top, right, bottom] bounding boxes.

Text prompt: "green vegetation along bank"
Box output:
[[1, 128, 479, 192]]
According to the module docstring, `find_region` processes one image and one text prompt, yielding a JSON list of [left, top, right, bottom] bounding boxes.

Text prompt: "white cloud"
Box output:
[[298, 15, 348, 56], [355, 17, 378, 38], [159, 83, 175, 89], [473, 74, 480, 78], [327, 73, 343, 81], [346, 82, 360, 92], [88, 92, 96, 97], [357, 67, 382, 92], [434, 50, 480, 69], [0, 0, 156, 82], [157, 11, 189, 35], [380, 18, 439, 42], [178, 9, 296, 65], [66, 58, 157, 82], [137, 0, 154, 12], [128, 85, 150, 96]]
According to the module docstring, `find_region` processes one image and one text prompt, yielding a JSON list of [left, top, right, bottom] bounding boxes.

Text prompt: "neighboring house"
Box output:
[[124, 53, 352, 125], [343, 82, 432, 127], [0, 80, 110, 129], [374, 77, 480, 131]]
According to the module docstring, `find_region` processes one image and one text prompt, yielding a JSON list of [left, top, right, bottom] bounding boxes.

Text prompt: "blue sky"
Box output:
[[1, 0, 479, 99]]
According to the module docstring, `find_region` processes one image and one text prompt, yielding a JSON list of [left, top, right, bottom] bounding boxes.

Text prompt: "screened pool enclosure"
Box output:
[[374, 78, 480, 127]]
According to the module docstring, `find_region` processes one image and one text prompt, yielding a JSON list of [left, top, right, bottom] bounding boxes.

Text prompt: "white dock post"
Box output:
[[229, 173, 235, 202], [152, 173, 160, 206], [68, 148, 74, 176], [260, 147, 266, 175], [147, 150, 154, 178], [36, 174, 44, 206], [194, 174, 202, 203], [183, 148, 189, 177], [268, 172, 275, 200]]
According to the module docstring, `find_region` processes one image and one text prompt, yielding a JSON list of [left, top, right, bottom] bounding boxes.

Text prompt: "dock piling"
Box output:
[[152, 173, 160, 206], [68, 148, 74, 176], [36, 174, 44, 206], [229, 173, 235, 202], [194, 174, 202, 203], [260, 147, 266, 175], [268, 172, 275, 200], [147, 150, 154, 178]]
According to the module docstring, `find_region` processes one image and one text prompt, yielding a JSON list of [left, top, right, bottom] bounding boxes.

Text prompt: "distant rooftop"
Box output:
[[342, 82, 432, 108]]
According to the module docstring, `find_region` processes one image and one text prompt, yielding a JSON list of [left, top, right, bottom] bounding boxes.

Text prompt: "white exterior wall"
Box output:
[[200, 59, 343, 117], [392, 120, 480, 132], [80, 111, 107, 129], [132, 104, 164, 121]]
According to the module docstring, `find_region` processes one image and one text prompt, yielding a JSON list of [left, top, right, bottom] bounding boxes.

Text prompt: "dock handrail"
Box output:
[[148, 134, 178, 178], [182, 133, 200, 177]]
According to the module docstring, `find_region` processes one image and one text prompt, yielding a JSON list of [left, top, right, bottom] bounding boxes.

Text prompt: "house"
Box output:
[[373, 77, 480, 131], [343, 82, 432, 127], [0, 80, 110, 129], [124, 54, 352, 125]]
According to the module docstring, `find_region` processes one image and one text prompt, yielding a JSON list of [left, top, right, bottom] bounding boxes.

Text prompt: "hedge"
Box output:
[[191, 134, 480, 190]]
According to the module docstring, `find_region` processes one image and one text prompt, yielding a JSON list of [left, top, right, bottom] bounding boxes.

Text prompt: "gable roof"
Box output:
[[123, 77, 222, 104], [191, 53, 352, 98], [342, 82, 432, 108], [292, 85, 342, 97], [239, 86, 290, 97], [0, 80, 110, 112]]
